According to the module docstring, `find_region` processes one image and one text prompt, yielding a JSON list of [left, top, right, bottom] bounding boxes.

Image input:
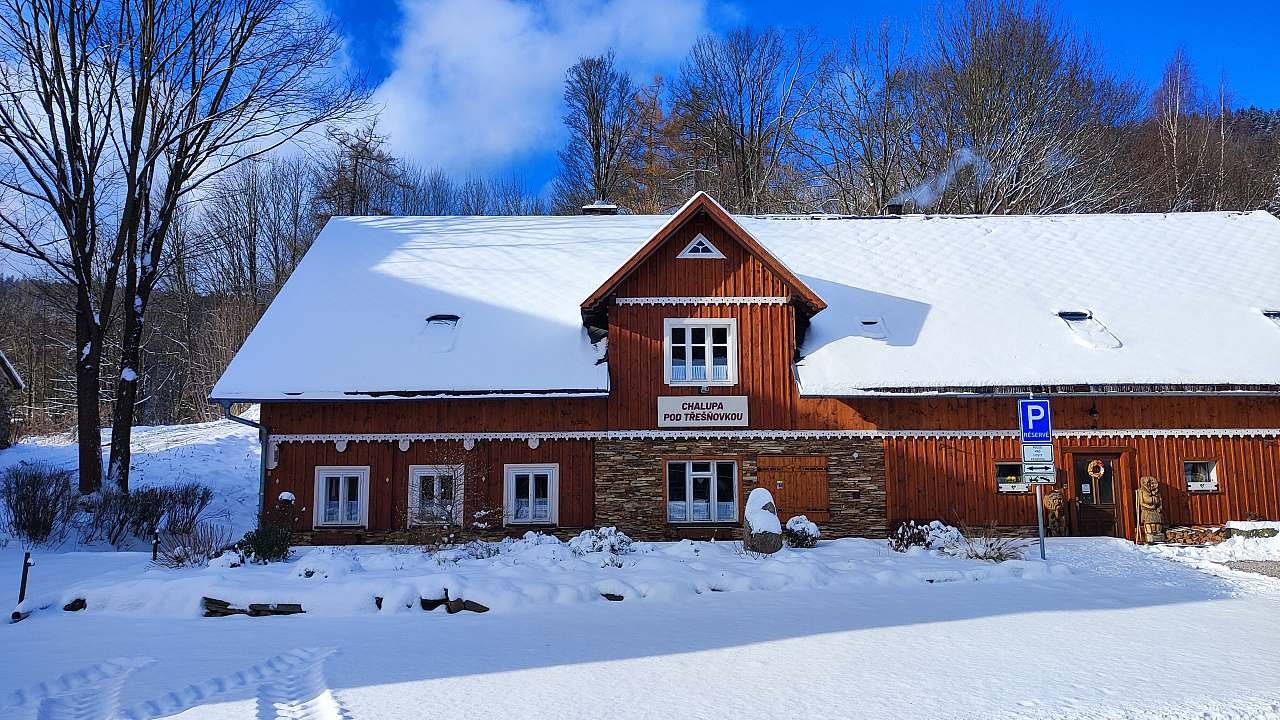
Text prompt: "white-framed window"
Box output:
[[1184, 460, 1219, 493], [663, 318, 738, 385], [409, 464, 464, 525], [504, 464, 559, 524], [677, 233, 725, 259], [667, 460, 737, 523], [313, 466, 370, 528]]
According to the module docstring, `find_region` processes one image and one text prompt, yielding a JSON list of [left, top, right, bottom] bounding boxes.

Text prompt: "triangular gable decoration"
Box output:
[[677, 233, 725, 260]]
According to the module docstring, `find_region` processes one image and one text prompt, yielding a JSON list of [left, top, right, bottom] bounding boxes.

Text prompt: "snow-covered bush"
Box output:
[[568, 527, 635, 556], [80, 488, 134, 546], [126, 486, 171, 537], [888, 520, 963, 553], [887, 520, 931, 552], [154, 521, 234, 568], [164, 482, 215, 534], [938, 524, 1028, 563], [239, 525, 293, 564], [782, 516, 821, 548], [0, 463, 79, 547]]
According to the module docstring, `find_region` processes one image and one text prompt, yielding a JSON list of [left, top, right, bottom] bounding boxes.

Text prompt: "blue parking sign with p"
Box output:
[[1018, 399, 1053, 443]]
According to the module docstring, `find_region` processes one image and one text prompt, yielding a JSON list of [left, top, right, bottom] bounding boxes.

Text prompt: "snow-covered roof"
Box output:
[[0, 350, 23, 391], [211, 207, 1280, 401]]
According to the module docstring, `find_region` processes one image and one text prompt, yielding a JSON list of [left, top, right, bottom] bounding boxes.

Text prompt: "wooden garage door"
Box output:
[[756, 455, 830, 522]]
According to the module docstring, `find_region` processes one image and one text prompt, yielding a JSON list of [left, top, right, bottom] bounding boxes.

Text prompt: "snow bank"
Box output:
[[1147, 531, 1280, 564], [24, 533, 1073, 619]]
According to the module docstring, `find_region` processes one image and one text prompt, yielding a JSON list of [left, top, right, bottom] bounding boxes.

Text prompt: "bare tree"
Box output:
[[795, 24, 917, 214], [671, 27, 826, 213], [1151, 48, 1212, 211], [556, 52, 639, 207], [104, 0, 366, 490], [0, 0, 128, 490], [908, 0, 1139, 214]]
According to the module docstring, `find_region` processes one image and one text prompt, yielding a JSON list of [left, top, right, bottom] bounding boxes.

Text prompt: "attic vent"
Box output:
[[1264, 310, 1280, 328], [1057, 309, 1122, 349], [857, 316, 888, 340], [677, 233, 725, 259], [424, 314, 460, 352]]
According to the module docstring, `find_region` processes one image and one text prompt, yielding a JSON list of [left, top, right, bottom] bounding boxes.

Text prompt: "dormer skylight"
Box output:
[[857, 316, 889, 340], [1057, 309, 1121, 349], [424, 314, 460, 352], [1263, 310, 1280, 329], [677, 233, 725, 259]]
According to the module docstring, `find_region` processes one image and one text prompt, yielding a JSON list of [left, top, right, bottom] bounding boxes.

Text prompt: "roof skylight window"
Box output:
[[677, 233, 725, 259], [857, 316, 889, 340], [1263, 310, 1280, 329], [1057, 310, 1121, 349], [424, 314, 460, 352]]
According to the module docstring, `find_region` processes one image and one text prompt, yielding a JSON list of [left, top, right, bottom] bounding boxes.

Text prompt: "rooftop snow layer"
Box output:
[[211, 210, 1280, 400]]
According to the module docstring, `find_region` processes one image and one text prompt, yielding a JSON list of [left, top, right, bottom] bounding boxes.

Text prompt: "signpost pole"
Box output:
[[1034, 484, 1046, 561]]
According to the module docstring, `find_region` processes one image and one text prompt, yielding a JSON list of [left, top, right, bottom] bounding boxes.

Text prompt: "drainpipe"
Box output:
[[218, 400, 268, 524]]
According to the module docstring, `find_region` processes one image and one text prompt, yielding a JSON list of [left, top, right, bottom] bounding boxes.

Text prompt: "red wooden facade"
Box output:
[[256, 194, 1280, 541]]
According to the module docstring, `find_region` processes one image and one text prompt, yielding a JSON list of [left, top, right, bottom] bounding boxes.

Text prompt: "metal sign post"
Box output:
[[1034, 485, 1046, 560], [1018, 398, 1055, 561]]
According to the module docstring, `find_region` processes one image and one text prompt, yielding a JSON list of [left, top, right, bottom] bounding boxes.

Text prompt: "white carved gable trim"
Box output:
[[676, 233, 725, 259]]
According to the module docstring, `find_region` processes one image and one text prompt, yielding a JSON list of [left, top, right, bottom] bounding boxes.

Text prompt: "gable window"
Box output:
[[409, 465, 464, 525], [667, 460, 737, 523], [664, 318, 738, 385], [505, 464, 558, 524], [313, 466, 370, 528], [677, 233, 725, 259]]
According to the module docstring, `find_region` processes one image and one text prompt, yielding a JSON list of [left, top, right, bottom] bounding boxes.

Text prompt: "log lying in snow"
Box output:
[[600, 593, 624, 602], [202, 597, 304, 617], [421, 593, 488, 614], [63, 598, 87, 612]]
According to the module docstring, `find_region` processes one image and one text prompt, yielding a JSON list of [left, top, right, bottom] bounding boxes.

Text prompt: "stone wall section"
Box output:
[[594, 438, 887, 540]]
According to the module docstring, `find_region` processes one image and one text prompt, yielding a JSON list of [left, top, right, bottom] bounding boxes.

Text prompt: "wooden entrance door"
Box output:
[[1072, 454, 1120, 537]]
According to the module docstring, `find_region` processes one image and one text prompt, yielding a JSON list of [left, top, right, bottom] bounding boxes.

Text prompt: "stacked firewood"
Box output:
[[1163, 526, 1229, 545]]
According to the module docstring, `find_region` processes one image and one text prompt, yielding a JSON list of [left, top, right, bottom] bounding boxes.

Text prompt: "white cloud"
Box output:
[[372, 0, 708, 174]]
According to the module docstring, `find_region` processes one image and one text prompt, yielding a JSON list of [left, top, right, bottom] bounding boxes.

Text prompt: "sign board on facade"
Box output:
[[1018, 398, 1053, 444], [997, 480, 1031, 493], [657, 396, 748, 427], [1021, 444, 1054, 463], [1021, 469, 1058, 485]]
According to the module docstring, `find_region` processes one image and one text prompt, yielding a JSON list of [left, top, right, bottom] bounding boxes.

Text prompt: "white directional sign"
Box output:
[[1021, 444, 1054, 463]]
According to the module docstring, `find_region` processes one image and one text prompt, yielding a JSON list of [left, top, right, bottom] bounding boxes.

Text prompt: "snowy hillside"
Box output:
[[0, 417, 261, 540]]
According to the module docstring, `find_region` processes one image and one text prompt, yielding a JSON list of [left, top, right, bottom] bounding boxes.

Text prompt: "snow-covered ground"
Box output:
[[0, 417, 261, 539], [2, 422, 1280, 719]]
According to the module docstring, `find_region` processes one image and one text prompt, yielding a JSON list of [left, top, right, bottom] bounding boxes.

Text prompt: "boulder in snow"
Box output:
[[743, 488, 783, 555]]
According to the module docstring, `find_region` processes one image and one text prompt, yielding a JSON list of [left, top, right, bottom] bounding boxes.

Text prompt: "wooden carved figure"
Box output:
[[1043, 489, 1067, 536], [1136, 476, 1166, 544]]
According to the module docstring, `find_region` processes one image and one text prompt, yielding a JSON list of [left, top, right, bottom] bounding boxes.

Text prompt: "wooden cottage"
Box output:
[[211, 193, 1280, 543]]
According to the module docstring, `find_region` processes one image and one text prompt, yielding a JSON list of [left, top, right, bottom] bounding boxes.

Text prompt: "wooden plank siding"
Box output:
[[266, 438, 596, 532], [885, 435, 1280, 539], [612, 214, 795, 299], [607, 303, 797, 429], [262, 398, 606, 435]]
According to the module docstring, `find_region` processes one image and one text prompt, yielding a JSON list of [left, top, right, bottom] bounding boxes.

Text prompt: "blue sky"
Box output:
[[330, 0, 1280, 191]]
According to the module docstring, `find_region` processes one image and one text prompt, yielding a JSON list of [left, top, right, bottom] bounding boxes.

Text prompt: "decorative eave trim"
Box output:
[[615, 296, 790, 306], [267, 427, 1280, 445]]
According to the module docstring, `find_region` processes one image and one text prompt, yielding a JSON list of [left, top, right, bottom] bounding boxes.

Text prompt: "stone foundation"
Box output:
[[594, 438, 886, 540]]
